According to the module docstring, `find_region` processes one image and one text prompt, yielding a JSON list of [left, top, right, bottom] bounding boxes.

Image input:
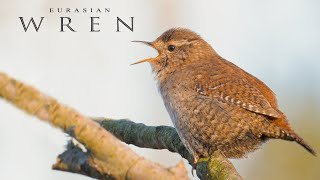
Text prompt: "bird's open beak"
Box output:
[[131, 40, 155, 65], [132, 40, 153, 46], [130, 58, 154, 65]]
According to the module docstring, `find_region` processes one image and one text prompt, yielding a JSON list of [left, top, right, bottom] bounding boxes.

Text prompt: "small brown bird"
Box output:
[[132, 28, 315, 165]]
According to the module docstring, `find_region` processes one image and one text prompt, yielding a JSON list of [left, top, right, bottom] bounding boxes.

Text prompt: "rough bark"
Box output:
[[0, 72, 188, 180], [96, 118, 242, 180], [0, 72, 242, 180]]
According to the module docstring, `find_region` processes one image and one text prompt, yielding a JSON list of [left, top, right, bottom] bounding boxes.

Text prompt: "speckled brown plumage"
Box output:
[[133, 28, 316, 163]]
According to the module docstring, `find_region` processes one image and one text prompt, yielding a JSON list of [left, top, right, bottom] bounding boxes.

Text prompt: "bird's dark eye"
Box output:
[[168, 45, 175, 52]]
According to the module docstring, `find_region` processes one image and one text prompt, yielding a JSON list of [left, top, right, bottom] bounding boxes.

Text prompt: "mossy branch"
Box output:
[[0, 72, 242, 180], [96, 118, 242, 180]]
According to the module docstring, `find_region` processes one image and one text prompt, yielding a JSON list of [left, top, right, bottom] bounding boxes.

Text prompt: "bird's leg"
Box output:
[[191, 153, 199, 176]]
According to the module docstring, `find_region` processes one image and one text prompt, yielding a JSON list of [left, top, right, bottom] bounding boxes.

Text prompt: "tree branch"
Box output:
[[96, 118, 242, 180], [0, 72, 188, 180], [95, 118, 193, 163], [0, 72, 242, 180]]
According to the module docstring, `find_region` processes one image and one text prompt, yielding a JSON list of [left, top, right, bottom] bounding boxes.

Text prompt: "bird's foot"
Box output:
[[191, 155, 199, 176]]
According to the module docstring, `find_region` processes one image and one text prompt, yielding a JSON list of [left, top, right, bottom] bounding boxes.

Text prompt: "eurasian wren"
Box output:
[[132, 28, 315, 164]]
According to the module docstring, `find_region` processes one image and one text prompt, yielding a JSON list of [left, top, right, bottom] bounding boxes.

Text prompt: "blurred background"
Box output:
[[0, 0, 319, 179]]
